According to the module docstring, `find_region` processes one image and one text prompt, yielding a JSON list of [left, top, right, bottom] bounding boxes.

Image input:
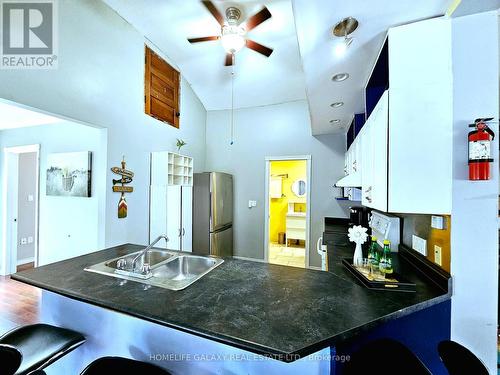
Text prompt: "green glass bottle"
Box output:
[[379, 239, 393, 276], [367, 236, 379, 267]]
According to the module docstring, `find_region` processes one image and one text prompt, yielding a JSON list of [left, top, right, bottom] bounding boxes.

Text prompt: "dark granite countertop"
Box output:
[[12, 243, 450, 362]]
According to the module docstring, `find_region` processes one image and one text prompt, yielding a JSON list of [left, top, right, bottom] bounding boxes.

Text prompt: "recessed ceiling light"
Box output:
[[330, 119, 341, 124], [332, 73, 349, 82], [330, 102, 344, 108]]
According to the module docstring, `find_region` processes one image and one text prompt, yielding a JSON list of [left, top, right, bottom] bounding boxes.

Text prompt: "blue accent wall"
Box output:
[[331, 300, 451, 374]]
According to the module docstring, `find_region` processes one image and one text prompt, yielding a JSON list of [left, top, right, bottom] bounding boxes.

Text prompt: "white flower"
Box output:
[[348, 225, 368, 245]]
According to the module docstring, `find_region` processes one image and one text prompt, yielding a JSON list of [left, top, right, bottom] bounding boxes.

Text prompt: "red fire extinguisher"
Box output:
[[468, 117, 495, 180]]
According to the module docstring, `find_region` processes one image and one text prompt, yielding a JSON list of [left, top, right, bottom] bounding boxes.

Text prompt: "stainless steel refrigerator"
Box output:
[[193, 172, 233, 256]]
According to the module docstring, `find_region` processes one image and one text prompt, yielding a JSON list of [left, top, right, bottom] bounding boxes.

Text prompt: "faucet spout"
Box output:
[[132, 235, 169, 272]]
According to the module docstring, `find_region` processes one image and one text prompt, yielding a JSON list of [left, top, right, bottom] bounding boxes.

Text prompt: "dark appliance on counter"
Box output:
[[349, 206, 371, 229]]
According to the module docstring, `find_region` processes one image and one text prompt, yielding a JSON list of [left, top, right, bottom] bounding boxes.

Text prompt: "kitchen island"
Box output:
[[12, 243, 450, 374]]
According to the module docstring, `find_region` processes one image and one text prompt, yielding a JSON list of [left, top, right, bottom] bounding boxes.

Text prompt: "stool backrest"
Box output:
[[438, 340, 488, 375], [0, 344, 22, 375]]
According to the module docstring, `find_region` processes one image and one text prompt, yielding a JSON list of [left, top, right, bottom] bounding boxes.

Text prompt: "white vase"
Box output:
[[353, 242, 363, 266]]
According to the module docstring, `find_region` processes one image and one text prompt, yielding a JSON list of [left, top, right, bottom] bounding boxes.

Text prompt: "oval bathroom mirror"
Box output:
[[292, 179, 306, 197]]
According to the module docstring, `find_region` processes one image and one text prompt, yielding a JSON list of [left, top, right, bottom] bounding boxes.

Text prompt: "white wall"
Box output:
[[205, 101, 349, 267], [0, 0, 207, 254], [0, 121, 107, 266], [450, 11, 499, 373]]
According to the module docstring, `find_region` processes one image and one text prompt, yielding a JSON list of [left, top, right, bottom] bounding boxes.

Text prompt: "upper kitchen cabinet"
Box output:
[[145, 46, 181, 128], [388, 18, 452, 214], [362, 91, 388, 212]]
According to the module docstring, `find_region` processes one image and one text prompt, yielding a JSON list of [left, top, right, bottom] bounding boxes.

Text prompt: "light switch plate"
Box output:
[[27, 194, 34, 202], [20, 237, 27, 245], [412, 235, 427, 256], [28, 236, 33, 244], [248, 200, 257, 208], [434, 245, 442, 266]]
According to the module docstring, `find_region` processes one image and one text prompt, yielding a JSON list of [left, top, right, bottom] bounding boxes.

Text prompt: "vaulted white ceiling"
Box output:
[[104, 0, 452, 134], [104, 0, 306, 111]]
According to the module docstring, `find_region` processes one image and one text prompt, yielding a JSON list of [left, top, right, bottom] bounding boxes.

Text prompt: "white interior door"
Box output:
[[7, 152, 19, 273], [166, 185, 181, 251], [181, 186, 193, 252]]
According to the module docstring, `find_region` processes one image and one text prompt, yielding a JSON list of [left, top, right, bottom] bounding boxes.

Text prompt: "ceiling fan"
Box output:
[[188, 1, 273, 66]]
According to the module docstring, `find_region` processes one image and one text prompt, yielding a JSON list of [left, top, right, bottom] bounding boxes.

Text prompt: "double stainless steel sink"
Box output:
[[85, 249, 224, 291]]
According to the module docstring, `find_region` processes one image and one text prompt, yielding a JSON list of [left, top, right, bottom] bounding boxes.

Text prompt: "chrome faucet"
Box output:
[[132, 235, 169, 273]]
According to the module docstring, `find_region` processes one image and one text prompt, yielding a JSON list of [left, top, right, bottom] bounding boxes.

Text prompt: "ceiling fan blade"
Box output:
[[202, 1, 225, 26], [245, 7, 272, 31], [246, 40, 273, 57], [188, 36, 220, 43], [225, 53, 234, 66]]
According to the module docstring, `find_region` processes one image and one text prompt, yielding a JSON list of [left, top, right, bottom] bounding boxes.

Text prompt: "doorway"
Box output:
[[264, 156, 311, 268], [2, 145, 40, 274]]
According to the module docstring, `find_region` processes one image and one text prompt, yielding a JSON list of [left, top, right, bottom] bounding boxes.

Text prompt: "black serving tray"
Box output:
[[342, 258, 416, 293]]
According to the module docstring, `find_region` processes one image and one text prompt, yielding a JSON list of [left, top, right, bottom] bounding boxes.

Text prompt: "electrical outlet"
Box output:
[[431, 216, 444, 229], [412, 235, 427, 256], [20, 237, 27, 245], [434, 245, 442, 266]]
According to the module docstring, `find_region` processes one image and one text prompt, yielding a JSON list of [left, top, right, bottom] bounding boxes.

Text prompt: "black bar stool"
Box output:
[[438, 340, 488, 375], [80, 357, 171, 375], [343, 338, 431, 375], [0, 344, 22, 375], [0, 323, 85, 375]]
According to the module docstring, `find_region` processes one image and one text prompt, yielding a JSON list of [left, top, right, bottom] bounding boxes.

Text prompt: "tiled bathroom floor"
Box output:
[[269, 243, 305, 268]]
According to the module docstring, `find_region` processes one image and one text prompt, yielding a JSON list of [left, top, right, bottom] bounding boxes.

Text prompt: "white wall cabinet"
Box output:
[[150, 152, 193, 251], [341, 17, 452, 215], [360, 91, 388, 211], [388, 18, 452, 214]]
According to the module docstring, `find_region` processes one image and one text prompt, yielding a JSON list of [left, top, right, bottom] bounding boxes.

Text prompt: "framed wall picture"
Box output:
[[46, 151, 92, 197]]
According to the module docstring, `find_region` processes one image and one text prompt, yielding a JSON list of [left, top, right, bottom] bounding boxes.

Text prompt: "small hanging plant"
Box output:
[[176, 138, 187, 152]]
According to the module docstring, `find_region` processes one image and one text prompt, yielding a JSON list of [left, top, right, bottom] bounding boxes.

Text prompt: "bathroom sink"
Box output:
[[85, 250, 224, 290]]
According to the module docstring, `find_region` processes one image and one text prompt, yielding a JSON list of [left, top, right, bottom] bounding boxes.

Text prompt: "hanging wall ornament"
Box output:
[[111, 157, 134, 218]]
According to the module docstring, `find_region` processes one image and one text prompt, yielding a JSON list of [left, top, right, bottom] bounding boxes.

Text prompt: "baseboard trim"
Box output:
[[17, 257, 35, 266], [307, 265, 322, 271], [232, 255, 266, 263]]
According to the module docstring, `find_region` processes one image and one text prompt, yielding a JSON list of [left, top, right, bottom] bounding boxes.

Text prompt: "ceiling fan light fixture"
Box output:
[[331, 102, 344, 108], [330, 119, 341, 124], [221, 25, 246, 54]]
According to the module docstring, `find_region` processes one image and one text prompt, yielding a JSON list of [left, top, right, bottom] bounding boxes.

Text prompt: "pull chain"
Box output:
[[230, 60, 235, 145]]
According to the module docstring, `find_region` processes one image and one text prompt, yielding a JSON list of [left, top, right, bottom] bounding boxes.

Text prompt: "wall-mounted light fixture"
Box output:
[[332, 17, 358, 57]]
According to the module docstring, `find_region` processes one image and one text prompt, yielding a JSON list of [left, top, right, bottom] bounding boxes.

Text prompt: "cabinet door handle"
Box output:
[[365, 186, 372, 193], [353, 161, 357, 172], [178, 229, 182, 237], [365, 196, 372, 203], [182, 228, 185, 236]]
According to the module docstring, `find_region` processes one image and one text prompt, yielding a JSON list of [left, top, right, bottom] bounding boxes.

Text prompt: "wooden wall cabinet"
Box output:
[[145, 46, 180, 128]]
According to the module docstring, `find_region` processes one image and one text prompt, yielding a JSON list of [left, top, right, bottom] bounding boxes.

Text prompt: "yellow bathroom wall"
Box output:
[[269, 160, 307, 243]]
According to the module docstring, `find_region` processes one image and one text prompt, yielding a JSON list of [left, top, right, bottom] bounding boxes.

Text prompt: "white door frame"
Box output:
[[1, 144, 40, 275], [264, 155, 312, 268]]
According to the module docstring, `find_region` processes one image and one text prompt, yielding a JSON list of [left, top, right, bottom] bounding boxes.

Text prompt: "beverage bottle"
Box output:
[[367, 236, 379, 266], [379, 240, 393, 276]]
